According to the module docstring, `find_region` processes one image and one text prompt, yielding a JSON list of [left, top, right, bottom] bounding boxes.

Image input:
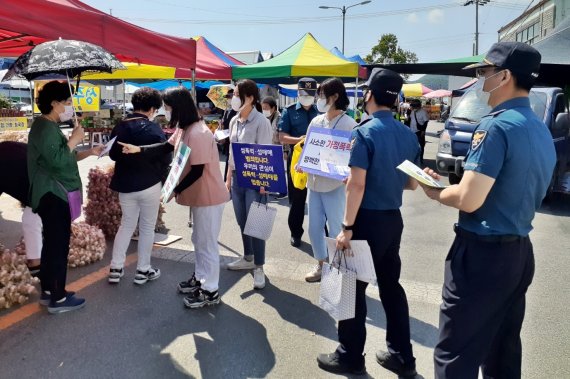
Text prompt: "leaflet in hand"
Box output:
[[214, 129, 230, 141], [326, 238, 377, 284], [397, 160, 447, 188], [98, 136, 116, 159]]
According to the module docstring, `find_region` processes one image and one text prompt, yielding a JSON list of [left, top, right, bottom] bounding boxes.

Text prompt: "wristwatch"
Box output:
[[341, 222, 354, 231]]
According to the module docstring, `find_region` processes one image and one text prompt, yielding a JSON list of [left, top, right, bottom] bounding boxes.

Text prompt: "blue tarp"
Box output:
[[330, 47, 367, 66]]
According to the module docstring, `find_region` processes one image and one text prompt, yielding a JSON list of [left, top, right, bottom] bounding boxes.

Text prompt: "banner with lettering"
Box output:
[[232, 143, 287, 194], [298, 126, 352, 181]]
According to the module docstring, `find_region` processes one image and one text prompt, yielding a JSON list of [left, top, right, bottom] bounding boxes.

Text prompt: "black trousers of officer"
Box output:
[[286, 148, 307, 239], [415, 130, 426, 163], [434, 226, 535, 379], [337, 209, 415, 365]]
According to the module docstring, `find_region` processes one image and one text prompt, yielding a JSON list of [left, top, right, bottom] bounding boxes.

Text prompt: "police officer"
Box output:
[[278, 77, 319, 247], [420, 42, 556, 378], [317, 68, 420, 377]]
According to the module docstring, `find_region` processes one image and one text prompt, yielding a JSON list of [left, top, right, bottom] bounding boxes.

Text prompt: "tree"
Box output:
[[0, 95, 11, 109], [365, 34, 418, 65]]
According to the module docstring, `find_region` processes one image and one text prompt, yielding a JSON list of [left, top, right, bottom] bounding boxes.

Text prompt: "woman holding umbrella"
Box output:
[[28, 80, 103, 314]]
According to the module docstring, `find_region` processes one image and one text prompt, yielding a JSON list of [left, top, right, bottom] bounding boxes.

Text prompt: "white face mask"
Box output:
[[231, 96, 242, 112], [263, 110, 272, 118], [299, 95, 314, 107], [164, 110, 171, 122], [59, 104, 74, 122], [316, 98, 331, 113], [473, 70, 503, 106]]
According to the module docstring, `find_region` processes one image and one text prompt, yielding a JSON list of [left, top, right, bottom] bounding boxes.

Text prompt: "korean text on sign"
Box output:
[[298, 126, 352, 181], [232, 143, 287, 194]]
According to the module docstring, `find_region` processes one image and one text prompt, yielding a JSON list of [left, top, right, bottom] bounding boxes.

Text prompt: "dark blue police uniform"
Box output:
[[278, 102, 319, 239], [434, 97, 556, 378], [337, 110, 420, 367]]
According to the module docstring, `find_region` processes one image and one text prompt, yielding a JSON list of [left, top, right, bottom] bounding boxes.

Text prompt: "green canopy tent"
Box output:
[[232, 33, 360, 84]]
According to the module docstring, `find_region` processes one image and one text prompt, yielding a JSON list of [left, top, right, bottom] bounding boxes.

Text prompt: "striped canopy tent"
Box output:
[[402, 83, 433, 97], [83, 36, 243, 81], [232, 33, 360, 84]]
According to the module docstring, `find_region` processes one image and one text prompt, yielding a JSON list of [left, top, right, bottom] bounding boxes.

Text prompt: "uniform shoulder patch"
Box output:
[[471, 130, 487, 151]]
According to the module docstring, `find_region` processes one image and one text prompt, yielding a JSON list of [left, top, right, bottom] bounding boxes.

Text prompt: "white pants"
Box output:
[[191, 203, 225, 292], [111, 182, 161, 272], [22, 206, 43, 260]]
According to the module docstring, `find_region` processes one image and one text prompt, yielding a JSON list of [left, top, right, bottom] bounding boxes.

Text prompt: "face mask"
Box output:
[[316, 98, 331, 113], [263, 110, 272, 118], [361, 91, 370, 115], [473, 71, 503, 106], [59, 105, 74, 122], [299, 95, 314, 107], [231, 96, 242, 112], [164, 110, 171, 122]]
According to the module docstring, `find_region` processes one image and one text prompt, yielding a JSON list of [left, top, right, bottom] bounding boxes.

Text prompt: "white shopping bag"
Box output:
[[243, 201, 277, 241], [319, 261, 357, 321]]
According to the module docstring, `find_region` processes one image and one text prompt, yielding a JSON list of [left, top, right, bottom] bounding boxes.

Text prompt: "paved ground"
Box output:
[[1, 122, 569, 378]]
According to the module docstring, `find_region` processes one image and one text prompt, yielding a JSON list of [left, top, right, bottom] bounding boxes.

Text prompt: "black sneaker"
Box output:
[[108, 268, 124, 284], [376, 350, 417, 378], [134, 268, 161, 285], [183, 289, 220, 309], [317, 352, 366, 375], [178, 273, 201, 294], [290, 236, 301, 247], [39, 291, 76, 306], [47, 295, 86, 314]]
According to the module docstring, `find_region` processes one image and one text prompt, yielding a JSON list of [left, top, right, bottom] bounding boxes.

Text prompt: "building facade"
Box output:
[[498, 0, 570, 44]]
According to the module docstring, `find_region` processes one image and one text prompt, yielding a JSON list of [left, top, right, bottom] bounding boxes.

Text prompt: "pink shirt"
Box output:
[[169, 121, 229, 207]]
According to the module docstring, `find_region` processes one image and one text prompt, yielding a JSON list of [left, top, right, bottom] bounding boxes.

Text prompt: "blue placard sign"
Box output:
[[232, 143, 287, 194]]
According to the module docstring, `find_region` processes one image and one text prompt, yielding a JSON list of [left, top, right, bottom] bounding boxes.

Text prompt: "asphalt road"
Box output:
[[0, 122, 568, 378]]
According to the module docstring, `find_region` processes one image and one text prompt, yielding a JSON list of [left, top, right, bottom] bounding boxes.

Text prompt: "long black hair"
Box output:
[[162, 87, 201, 129], [236, 79, 262, 112], [317, 77, 349, 111]]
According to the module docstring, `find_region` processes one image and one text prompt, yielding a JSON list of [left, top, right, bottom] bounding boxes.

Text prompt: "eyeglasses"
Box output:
[[475, 67, 500, 78]]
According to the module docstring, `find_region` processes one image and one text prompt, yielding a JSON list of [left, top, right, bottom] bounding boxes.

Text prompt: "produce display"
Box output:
[[0, 131, 28, 143], [84, 165, 166, 238], [68, 222, 106, 268], [0, 243, 38, 309]]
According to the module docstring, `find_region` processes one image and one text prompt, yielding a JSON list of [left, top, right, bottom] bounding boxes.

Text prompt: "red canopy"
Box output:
[[191, 36, 244, 80], [0, 0, 196, 70]]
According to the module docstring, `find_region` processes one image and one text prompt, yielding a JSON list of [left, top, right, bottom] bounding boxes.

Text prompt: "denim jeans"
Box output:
[[231, 174, 266, 266], [308, 185, 346, 261]]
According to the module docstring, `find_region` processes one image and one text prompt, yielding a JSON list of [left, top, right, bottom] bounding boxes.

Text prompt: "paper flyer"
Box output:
[[326, 238, 377, 284], [397, 160, 447, 188], [214, 129, 230, 141], [97, 136, 117, 159]]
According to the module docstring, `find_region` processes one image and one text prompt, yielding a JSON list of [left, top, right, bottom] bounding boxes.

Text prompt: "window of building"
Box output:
[[515, 22, 539, 44]]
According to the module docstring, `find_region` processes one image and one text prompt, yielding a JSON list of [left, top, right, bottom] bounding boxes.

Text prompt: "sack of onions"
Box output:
[[0, 243, 39, 310]]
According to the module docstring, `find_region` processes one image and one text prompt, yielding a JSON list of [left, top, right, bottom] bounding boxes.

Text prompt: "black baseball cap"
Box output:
[[298, 77, 317, 96], [464, 42, 541, 78], [365, 68, 403, 105]]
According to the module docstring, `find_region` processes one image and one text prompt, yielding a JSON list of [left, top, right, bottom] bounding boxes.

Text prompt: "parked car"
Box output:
[[436, 84, 569, 199]]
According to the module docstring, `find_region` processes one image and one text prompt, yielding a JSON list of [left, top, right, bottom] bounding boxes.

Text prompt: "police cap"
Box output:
[[298, 77, 317, 96], [464, 42, 541, 79], [365, 68, 403, 106]]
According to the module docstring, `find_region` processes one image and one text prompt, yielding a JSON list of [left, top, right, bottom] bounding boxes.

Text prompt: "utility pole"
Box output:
[[463, 0, 490, 55], [319, 1, 372, 55]]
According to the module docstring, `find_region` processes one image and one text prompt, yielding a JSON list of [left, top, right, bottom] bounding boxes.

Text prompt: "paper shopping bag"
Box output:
[[243, 201, 277, 240], [319, 262, 357, 321]]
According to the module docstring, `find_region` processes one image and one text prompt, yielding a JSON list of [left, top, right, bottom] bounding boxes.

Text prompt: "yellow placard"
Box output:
[[0, 117, 28, 132], [34, 81, 100, 113]]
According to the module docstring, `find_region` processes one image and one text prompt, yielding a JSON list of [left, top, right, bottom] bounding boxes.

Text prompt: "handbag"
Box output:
[[243, 196, 277, 240], [290, 139, 307, 190], [319, 250, 357, 321], [55, 181, 83, 221]]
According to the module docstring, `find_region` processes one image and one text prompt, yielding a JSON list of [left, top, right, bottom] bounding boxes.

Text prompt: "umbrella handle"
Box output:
[[65, 70, 80, 126]]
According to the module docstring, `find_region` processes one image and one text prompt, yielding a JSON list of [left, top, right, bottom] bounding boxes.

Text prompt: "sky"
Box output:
[[81, 0, 535, 63]]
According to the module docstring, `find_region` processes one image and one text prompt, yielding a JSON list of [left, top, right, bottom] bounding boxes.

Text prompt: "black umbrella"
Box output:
[[1, 39, 125, 81]]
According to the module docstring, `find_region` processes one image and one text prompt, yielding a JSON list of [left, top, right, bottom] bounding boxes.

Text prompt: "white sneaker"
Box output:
[[304, 264, 322, 283], [253, 267, 265, 290], [227, 257, 255, 271]]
